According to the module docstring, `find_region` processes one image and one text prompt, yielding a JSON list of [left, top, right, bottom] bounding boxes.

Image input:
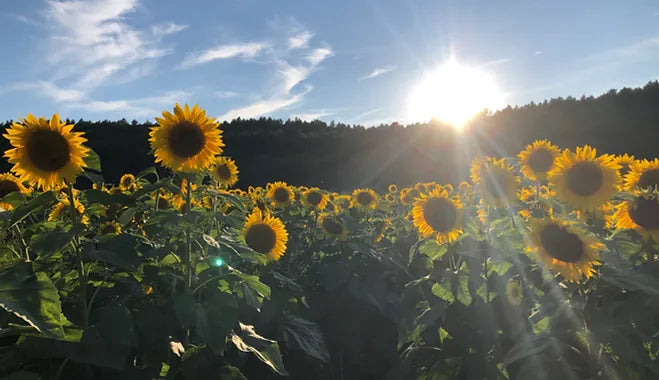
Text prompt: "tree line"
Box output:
[[2, 81, 658, 191]]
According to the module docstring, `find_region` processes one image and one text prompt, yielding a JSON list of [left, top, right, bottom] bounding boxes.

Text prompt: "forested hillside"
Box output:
[[2, 81, 658, 190]]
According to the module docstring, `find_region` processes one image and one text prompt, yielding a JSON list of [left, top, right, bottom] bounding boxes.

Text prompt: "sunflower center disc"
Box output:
[[215, 164, 232, 180], [101, 224, 117, 234], [273, 188, 289, 203], [167, 121, 206, 158], [422, 198, 457, 232], [322, 218, 344, 235], [121, 178, 133, 188], [637, 169, 659, 190], [307, 191, 322, 206], [539, 224, 585, 263], [628, 197, 659, 230], [485, 171, 506, 198], [0, 180, 20, 198], [527, 149, 554, 172], [157, 197, 170, 209], [245, 223, 277, 253], [566, 162, 603, 196], [26, 129, 71, 172], [356, 191, 373, 206]]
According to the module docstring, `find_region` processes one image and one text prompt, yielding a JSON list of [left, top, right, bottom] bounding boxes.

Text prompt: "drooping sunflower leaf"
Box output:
[[283, 314, 330, 363], [231, 322, 288, 376], [0, 262, 67, 338]]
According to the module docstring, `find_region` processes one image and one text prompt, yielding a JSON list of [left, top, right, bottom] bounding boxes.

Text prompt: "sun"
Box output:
[[407, 60, 505, 128]]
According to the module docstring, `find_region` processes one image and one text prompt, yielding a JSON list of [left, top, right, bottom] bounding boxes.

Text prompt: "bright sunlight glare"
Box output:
[[407, 60, 505, 129]]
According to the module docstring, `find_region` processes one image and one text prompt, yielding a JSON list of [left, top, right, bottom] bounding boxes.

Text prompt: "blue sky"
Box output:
[[1, 0, 658, 125]]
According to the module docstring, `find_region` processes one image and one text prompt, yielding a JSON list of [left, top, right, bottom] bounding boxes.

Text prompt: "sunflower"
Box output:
[[470, 157, 519, 208], [242, 208, 288, 260], [150, 104, 224, 173], [388, 184, 398, 193], [266, 181, 295, 208], [119, 173, 137, 192], [527, 218, 602, 282], [624, 158, 659, 193], [3, 113, 89, 190], [400, 188, 415, 205], [385, 193, 396, 202], [352, 188, 378, 210], [412, 188, 463, 244], [550, 146, 620, 211], [210, 156, 239, 187], [518, 140, 561, 181], [614, 194, 659, 241], [374, 219, 391, 243], [458, 181, 471, 193], [49, 197, 89, 225], [506, 279, 523, 306], [153, 190, 172, 210], [0, 173, 28, 211], [302, 187, 328, 210], [334, 194, 352, 210], [99, 221, 122, 235], [318, 214, 348, 239], [615, 154, 636, 179]]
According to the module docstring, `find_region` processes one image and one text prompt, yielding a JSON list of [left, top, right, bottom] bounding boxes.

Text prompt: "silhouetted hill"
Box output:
[[2, 81, 658, 191]]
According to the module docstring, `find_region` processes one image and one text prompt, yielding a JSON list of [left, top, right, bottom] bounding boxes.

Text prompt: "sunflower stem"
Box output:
[[183, 178, 193, 346], [14, 224, 30, 262], [65, 185, 89, 331]]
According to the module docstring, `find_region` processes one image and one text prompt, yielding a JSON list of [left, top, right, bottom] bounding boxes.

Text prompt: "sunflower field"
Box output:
[[0, 105, 658, 380]]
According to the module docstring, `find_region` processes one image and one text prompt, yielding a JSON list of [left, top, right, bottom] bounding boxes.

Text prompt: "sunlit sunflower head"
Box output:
[[266, 181, 295, 208], [518, 140, 561, 181], [373, 219, 391, 243], [318, 213, 349, 240], [302, 187, 328, 210], [385, 193, 396, 202], [470, 156, 520, 208], [624, 158, 659, 194], [400, 188, 415, 205], [3, 113, 89, 190], [614, 193, 659, 242], [352, 188, 378, 210], [99, 221, 122, 235], [549, 146, 620, 211], [119, 173, 137, 192], [458, 181, 471, 193], [48, 197, 89, 225], [335, 194, 352, 210], [0, 173, 28, 211], [412, 188, 463, 244], [388, 184, 398, 193], [153, 190, 172, 210], [210, 156, 239, 187], [615, 154, 636, 180], [150, 103, 224, 173], [242, 208, 288, 261], [528, 218, 603, 282], [506, 279, 523, 306]]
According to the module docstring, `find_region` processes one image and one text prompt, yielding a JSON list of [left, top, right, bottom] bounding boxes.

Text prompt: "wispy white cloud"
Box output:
[[179, 42, 269, 68], [219, 89, 309, 121], [218, 33, 333, 121], [10, 81, 85, 103], [480, 58, 511, 67], [293, 110, 332, 121], [360, 65, 397, 80], [66, 90, 192, 118], [214, 90, 238, 99], [306, 48, 333, 65], [348, 108, 382, 123], [151, 22, 188, 37], [288, 31, 313, 49]]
